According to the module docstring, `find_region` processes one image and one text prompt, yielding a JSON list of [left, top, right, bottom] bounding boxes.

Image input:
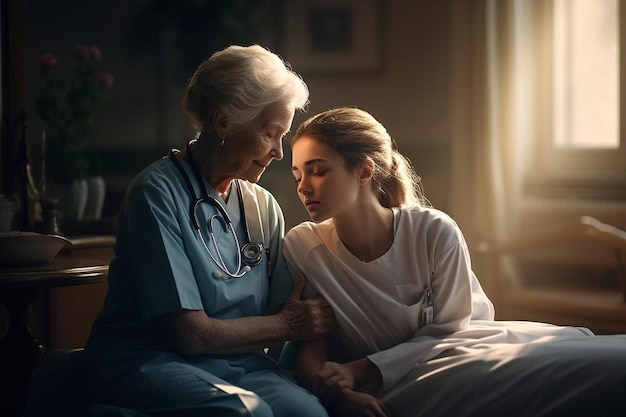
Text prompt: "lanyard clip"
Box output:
[[421, 286, 434, 327]]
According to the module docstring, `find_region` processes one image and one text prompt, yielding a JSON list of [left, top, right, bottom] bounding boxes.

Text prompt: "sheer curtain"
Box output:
[[449, 0, 530, 293], [449, 0, 531, 245]]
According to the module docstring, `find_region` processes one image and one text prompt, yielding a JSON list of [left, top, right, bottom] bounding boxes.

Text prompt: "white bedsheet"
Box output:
[[374, 322, 626, 417]]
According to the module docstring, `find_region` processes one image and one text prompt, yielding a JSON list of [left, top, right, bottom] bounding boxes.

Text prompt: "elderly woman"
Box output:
[[82, 45, 333, 417]]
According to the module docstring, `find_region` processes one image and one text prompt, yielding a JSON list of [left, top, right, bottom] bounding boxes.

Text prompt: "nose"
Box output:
[[297, 174, 310, 197], [270, 138, 284, 161]]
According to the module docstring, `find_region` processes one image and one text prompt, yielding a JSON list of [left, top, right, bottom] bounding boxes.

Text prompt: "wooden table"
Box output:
[[0, 258, 109, 417]]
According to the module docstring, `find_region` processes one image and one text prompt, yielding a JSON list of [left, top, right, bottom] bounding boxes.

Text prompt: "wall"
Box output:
[[25, 0, 454, 229], [267, 0, 454, 228], [7, 0, 455, 348]]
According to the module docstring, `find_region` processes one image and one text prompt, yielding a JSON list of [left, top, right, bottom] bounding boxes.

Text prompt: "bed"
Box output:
[[25, 217, 626, 416]]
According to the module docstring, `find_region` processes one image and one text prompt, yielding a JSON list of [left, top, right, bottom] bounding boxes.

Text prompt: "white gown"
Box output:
[[284, 205, 626, 416]]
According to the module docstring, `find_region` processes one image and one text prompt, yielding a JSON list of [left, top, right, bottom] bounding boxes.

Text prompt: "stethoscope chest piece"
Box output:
[[169, 143, 265, 279], [242, 242, 264, 266]]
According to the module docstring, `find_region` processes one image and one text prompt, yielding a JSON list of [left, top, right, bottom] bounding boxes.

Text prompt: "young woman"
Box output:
[[284, 107, 626, 417]]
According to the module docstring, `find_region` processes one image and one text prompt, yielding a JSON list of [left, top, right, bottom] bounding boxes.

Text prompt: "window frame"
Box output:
[[524, 0, 626, 199]]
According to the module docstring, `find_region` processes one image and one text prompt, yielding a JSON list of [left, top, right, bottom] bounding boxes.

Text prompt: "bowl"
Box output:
[[0, 231, 71, 266]]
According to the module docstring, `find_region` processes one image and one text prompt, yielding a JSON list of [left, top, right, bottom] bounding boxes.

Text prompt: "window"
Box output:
[[553, 0, 618, 149], [523, 0, 626, 198]]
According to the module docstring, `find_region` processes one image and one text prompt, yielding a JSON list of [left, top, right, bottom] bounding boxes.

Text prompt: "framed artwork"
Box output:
[[282, 0, 383, 74]]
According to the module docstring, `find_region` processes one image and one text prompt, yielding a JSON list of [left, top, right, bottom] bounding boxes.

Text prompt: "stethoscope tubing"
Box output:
[[168, 141, 262, 278]]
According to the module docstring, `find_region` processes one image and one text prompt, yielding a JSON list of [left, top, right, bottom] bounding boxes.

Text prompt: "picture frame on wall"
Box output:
[[282, 0, 383, 74]]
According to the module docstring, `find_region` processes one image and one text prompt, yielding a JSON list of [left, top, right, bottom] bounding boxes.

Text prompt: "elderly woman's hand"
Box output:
[[280, 274, 334, 341]]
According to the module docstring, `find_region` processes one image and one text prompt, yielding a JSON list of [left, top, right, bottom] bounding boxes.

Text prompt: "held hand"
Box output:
[[279, 273, 334, 341], [332, 389, 388, 417], [316, 361, 355, 401]]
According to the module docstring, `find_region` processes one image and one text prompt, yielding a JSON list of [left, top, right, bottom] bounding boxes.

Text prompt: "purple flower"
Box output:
[[73, 45, 90, 61], [98, 72, 114, 88], [39, 53, 57, 70], [89, 46, 102, 61]]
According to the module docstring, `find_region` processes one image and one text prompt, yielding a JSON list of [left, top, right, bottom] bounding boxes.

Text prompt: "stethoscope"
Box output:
[[169, 140, 264, 279]]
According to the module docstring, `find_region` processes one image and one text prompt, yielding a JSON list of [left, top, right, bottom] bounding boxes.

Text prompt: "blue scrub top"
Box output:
[[85, 155, 293, 373]]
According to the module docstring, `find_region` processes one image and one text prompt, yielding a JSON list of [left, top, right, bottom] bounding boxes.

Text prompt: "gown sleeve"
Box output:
[[367, 221, 495, 390]]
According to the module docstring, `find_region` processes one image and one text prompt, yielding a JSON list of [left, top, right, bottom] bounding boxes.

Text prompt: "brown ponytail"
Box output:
[[292, 107, 430, 208]]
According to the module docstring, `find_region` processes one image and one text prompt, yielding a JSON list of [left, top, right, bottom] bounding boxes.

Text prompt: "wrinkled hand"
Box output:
[[316, 361, 355, 401], [332, 389, 388, 417], [279, 273, 334, 341]]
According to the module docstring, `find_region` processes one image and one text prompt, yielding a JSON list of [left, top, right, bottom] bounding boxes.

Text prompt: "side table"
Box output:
[[0, 258, 108, 417]]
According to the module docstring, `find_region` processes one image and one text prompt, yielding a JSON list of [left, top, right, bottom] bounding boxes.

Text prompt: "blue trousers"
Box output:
[[84, 352, 327, 417]]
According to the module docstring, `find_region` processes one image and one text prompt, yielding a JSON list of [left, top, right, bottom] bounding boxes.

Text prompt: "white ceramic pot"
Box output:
[[60, 179, 88, 221], [84, 176, 106, 220]]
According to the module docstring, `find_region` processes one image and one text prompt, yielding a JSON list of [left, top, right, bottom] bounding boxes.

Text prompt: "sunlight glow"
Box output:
[[553, 0, 619, 149]]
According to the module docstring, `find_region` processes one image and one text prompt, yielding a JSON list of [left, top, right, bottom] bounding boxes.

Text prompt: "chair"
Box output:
[[25, 348, 87, 416], [26, 349, 152, 416], [476, 216, 626, 334]]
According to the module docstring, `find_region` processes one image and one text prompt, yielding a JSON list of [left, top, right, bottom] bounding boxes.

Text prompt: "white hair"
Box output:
[[182, 44, 309, 133]]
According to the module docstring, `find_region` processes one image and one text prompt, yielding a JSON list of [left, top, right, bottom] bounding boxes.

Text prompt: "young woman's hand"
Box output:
[[316, 361, 355, 400], [332, 389, 388, 417]]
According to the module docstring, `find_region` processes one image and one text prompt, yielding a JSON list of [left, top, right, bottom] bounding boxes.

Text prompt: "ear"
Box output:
[[212, 109, 229, 138], [358, 158, 375, 185]]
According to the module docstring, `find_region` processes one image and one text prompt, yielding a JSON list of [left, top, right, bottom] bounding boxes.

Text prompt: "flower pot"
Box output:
[[83, 176, 106, 220], [59, 179, 88, 221]]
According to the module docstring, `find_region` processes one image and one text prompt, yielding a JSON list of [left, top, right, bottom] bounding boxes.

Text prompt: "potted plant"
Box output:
[[35, 45, 114, 221]]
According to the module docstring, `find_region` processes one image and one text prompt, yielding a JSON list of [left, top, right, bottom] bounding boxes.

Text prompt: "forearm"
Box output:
[[345, 358, 382, 388], [159, 309, 290, 355], [160, 274, 333, 356], [295, 339, 328, 392]]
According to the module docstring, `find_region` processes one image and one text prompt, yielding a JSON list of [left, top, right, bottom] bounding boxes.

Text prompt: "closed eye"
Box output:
[[266, 129, 287, 141]]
